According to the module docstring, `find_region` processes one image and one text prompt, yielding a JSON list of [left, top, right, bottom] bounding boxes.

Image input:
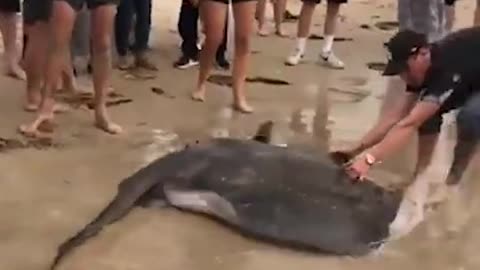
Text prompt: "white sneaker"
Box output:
[[285, 48, 305, 66], [319, 51, 345, 69]]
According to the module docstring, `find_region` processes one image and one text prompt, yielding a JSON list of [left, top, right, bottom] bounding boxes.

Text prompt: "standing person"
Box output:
[[0, 0, 25, 80], [256, 0, 287, 37], [192, 0, 257, 114], [114, 0, 157, 70], [22, 0, 78, 112], [19, 0, 122, 137], [174, 0, 230, 70], [284, 0, 346, 69]]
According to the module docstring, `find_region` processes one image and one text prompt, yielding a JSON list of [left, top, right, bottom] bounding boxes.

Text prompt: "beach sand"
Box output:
[[1, 0, 479, 269]]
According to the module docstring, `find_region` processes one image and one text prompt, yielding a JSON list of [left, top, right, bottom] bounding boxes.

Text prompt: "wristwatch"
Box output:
[[364, 153, 377, 166]]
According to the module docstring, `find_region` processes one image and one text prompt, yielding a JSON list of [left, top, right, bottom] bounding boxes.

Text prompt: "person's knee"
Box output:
[[457, 107, 480, 140], [205, 33, 223, 51], [92, 35, 112, 55], [234, 33, 250, 53]]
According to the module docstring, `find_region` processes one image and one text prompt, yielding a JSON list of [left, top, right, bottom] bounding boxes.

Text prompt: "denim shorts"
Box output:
[[420, 92, 480, 140]]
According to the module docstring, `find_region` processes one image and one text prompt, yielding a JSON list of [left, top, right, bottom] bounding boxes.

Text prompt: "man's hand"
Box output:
[[329, 150, 354, 166], [345, 157, 371, 181]]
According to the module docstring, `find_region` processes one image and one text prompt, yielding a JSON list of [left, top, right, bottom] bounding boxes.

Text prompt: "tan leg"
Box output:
[[231, 1, 256, 113], [18, 2, 76, 138], [256, 0, 269, 36], [193, 0, 227, 102], [23, 22, 48, 111], [91, 4, 122, 134], [475, 0, 480, 26], [273, 0, 287, 36], [0, 11, 25, 80]]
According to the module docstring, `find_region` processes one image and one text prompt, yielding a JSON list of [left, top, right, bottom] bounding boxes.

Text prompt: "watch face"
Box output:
[[365, 154, 375, 165]]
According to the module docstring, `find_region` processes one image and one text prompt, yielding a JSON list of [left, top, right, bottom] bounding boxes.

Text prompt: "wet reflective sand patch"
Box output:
[[56, 91, 132, 110], [207, 74, 291, 87]]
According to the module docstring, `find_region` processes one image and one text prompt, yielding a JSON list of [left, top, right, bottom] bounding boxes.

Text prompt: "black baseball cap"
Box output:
[[382, 30, 429, 76]]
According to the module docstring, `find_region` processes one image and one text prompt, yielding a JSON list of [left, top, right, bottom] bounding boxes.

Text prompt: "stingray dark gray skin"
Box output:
[[50, 131, 401, 269]]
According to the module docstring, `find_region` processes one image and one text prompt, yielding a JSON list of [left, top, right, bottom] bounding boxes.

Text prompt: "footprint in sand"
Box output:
[[327, 76, 371, 103], [207, 74, 290, 87], [374, 21, 399, 31], [309, 34, 354, 42], [328, 87, 371, 103], [341, 76, 368, 87], [367, 62, 387, 72], [0, 137, 61, 152]]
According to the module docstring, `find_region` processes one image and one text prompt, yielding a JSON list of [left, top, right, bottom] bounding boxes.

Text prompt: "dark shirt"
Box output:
[[407, 27, 480, 114]]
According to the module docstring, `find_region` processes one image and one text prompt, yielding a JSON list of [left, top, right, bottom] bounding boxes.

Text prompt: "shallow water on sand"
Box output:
[[1, 0, 479, 269]]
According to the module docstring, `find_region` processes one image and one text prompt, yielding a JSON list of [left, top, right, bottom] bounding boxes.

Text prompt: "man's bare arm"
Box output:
[[368, 101, 441, 161], [350, 90, 418, 155]]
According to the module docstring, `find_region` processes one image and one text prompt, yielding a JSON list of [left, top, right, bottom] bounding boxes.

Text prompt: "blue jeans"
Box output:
[[114, 0, 152, 56], [420, 92, 480, 141]]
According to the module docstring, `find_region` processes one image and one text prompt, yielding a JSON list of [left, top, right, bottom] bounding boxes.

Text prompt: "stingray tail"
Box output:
[[49, 168, 159, 270]]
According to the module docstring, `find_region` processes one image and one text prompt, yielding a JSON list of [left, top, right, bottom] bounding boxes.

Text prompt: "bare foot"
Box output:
[[258, 27, 270, 37], [7, 65, 26, 81], [135, 54, 158, 71], [117, 56, 132, 70], [18, 113, 54, 138], [53, 103, 70, 114], [192, 85, 206, 102], [275, 29, 288, 37], [233, 101, 254, 114], [95, 113, 123, 135], [23, 103, 39, 112]]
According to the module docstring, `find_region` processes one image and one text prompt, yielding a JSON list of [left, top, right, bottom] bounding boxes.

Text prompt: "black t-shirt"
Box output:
[[407, 27, 480, 114]]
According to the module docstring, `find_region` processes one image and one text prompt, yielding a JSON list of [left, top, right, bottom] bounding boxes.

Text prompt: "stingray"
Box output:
[[49, 122, 402, 269]]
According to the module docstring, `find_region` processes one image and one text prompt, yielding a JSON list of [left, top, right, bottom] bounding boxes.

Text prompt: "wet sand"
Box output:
[[1, 0, 479, 269]]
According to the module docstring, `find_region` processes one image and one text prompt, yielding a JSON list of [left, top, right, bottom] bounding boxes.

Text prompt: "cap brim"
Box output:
[[382, 61, 405, 76]]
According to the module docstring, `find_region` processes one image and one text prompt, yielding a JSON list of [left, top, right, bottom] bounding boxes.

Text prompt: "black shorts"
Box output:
[[23, 0, 52, 25], [0, 0, 20, 13], [56, 0, 120, 11], [301, 0, 348, 4], [209, 0, 256, 4]]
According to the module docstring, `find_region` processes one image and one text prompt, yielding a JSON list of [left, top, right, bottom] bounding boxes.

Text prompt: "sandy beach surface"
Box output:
[[1, 0, 480, 269]]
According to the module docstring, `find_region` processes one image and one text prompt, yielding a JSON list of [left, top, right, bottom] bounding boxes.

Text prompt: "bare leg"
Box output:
[[61, 50, 78, 93], [23, 23, 48, 111], [256, 0, 269, 36], [18, 2, 76, 137], [273, 0, 287, 36], [193, 1, 227, 102], [285, 2, 315, 65], [231, 1, 256, 113], [319, 2, 344, 69], [0, 11, 25, 80], [91, 5, 122, 134], [297, 2, 315, 38], [475, 0, 480, 26]]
